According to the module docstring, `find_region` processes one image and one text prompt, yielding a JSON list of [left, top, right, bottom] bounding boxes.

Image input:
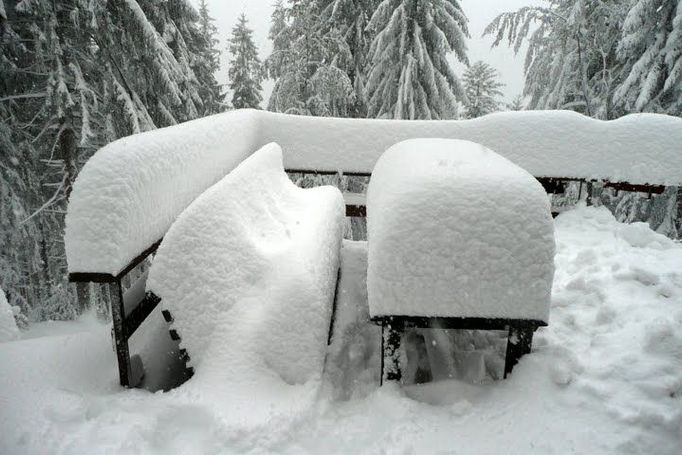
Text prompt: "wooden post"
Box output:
[[381, 319, 403, 384], [75, 282, 91, 314], [503, 324, 534, 378], [108, 280, 132, 387]]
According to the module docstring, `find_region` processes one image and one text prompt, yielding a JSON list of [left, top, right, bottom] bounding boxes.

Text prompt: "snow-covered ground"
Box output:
[[1, 206, 681, 454]]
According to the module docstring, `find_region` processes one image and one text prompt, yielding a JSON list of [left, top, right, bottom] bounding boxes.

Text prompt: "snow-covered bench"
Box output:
[[367, 139, 555, 381], [64, 110, 682, 387], [145, 143, 344, 392]]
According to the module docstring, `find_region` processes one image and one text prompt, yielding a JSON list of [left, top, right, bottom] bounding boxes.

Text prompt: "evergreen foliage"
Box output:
[[266, 0, 354, 117], [365, 0, 470, 119], [228, 14, 263, 109], [485, 0, 682, 118], [0, 0, 222, 320], [462, 61, 504, 118]]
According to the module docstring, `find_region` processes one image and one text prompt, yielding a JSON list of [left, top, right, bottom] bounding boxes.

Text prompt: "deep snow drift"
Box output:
[[1, 206, 681, 454], [64, 110, 682, 276], [367, 139, 555, 320], [146, 143, 345, 427]]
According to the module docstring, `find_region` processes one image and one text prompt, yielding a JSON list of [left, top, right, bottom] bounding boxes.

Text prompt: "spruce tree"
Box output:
[[266, 0, 354, 116], [196, 0, 225, 113], [319, 0, 379, 117], [462, 61, 504, 118], [365, 0, 470, 119], [0, 0, 221, 321], [228, 14, 263, 109]]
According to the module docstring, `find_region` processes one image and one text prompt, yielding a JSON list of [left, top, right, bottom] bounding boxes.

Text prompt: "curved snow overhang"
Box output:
[[65, 109, 682, 276]]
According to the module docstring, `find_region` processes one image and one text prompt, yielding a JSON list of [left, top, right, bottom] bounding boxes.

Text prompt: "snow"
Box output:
[[66, 109, 682, 275], [0, 287, 19, 342], [64, 109, 263, 276], [366, 139, 555, 320], [1, 207, 682, 454], [145, 143, 345, 425]]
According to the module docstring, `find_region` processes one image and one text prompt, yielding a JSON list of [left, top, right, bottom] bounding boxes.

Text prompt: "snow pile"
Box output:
[[367, 139, 555, 320], [64, 109, 265, 275], [1, 207, 681, 453], [0, 287, 19, 342], [146, 143, 345, 426]]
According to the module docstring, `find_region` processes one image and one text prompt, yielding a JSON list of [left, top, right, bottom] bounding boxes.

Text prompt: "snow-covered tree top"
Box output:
[[65, 109, 682, 275]]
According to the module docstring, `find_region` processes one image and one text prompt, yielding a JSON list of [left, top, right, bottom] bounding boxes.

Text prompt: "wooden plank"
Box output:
[[285, 168, 372, 178], [381, 319, 403, 384], [503, 324, 535, 378], [603, 181, 665, 194], [371, 315, 546, 331], [124, 292, 162, 339], [536, 177, 568, 194], [107, 280, 132, 387], [68, 238, 162, 283]]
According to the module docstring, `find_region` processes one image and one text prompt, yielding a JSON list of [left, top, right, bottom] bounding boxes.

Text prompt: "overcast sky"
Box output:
[[189, 0, 541, 104]]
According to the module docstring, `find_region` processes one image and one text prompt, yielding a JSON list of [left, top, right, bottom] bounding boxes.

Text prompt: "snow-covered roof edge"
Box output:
[[65, 109, 682, 275]]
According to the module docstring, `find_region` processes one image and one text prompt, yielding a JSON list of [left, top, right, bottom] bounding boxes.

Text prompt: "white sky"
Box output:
[[189, 0, 541, 103]]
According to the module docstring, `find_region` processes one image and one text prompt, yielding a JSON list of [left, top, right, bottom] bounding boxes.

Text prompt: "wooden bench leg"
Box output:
[[504, 324, 534, 378], [381, 320, 403, 384], [108, 280, 134, 387]]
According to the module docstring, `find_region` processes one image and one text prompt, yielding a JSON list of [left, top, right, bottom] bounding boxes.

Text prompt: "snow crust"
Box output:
[[367, 139, 555, 320], [146, 143, 344, 424], [65, 109, 682, 275], [0, 287, 19, 342]]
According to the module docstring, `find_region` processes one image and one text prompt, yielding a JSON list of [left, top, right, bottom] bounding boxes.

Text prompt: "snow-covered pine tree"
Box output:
[[462, 61, 504, 118], [507, 94, 525, 111], [228, 14, 263, 109], [365, 0, 470, 119], [614, 0, 682, 116], [266, 0, 354, 117], [319, 0, 379, 117], [196, 0, 225, 113], [0, 0, 221, 321], [484, 0, 626, 119]]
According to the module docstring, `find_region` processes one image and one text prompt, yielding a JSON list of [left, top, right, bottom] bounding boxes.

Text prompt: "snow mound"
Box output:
[[617, 222, 676, 249], [367, 139, 555, 321], [65, 110, 264, 276], [146, 143, 344, 424], [0, 287, 19, 342]]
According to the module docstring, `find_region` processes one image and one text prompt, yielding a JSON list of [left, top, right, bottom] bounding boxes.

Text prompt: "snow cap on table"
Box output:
[[367, 138, 555, 322], [146, 142, 344, 392]]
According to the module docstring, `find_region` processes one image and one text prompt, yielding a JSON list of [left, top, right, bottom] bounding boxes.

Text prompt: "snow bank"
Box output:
[[146, 143, 344, 424], [2, 207, 682, 454], [0, 287, 19, 342], [367, 139, 555, 320], [66, 109, 682, 276]]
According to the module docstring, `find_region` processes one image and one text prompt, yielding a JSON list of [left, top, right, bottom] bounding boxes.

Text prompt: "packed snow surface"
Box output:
[[145, 143, 345, 426], [1, 207, 681, 454], [0, 287, 19, 342], [367, 139, 555, 320], [65, 109, 682, 275]]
